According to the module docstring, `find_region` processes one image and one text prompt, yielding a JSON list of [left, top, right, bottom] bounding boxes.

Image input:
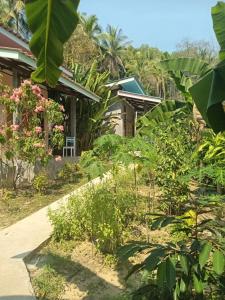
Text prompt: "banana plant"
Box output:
[[25, 0, 80, 86], [137, 100, 190, 134], [74, 61, 119, 152], [160, 2, 225, 133]]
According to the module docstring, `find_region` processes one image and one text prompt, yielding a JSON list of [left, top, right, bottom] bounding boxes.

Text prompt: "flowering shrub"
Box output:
[[0, 79, 64, 188]]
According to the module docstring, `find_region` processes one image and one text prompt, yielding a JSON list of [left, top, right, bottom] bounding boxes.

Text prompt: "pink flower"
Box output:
[[54, 125, 64, 132], [34, 105, 45, 113], [13, 88, 23, 98], [55, 155, 62, 162], [34, 142, 44, 148], [0, 128, 4, 135], [10, 124, 19, 131], [10, 94, 20, 103], [32, 85, 41, 96], [59, 105, 65, 112], [35, 126, 42, 134], [21, 80, 32, 86]]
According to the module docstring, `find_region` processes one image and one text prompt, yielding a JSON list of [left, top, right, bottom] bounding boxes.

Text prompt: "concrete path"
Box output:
[[0, 176, 108, 300]]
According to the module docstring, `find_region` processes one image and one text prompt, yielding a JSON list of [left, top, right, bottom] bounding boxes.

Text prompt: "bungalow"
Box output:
[[107, 77, 161, 137], [0, 24, 100, 158]]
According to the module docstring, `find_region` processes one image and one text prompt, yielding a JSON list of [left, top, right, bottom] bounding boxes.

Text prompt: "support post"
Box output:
[[70, 97, 76, 156]]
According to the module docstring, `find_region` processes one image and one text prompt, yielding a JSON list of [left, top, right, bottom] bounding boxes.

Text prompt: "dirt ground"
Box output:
[[27, 240, 140, 300]]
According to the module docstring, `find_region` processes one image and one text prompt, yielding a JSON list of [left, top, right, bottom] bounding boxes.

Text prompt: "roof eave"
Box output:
[[0, 48, 100, 102]]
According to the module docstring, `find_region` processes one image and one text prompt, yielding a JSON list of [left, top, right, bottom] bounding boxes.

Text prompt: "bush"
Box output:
[[49, 180, 138, 253], [33, 173, 49, 194], [33, 265, 65, 300], [57, 162, 83, 183]]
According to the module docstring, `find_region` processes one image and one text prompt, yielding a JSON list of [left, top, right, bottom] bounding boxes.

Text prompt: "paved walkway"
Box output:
[[0, 176, 107, 300]]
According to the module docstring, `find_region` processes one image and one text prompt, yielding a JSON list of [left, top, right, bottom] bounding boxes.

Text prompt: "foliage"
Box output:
[[32, 172, 49, 194], [0, 79, 64, 188], [57, 162, 83, 183], [25, 0, 80, 86], [64, 23, 100, 69], [98, 25, 130, 79], [139, 111, 197, 214], [79, 12, 102, 41], [119, 193, 225, 300], [74, 61, 118, 152], [190, 2, 225, 133], [33, 265, 65, 300], [137, 100, 190, 133], [49, 179, 138, 253]]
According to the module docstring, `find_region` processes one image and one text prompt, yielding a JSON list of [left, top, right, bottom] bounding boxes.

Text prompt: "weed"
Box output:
[[33, 265, 65, 300]]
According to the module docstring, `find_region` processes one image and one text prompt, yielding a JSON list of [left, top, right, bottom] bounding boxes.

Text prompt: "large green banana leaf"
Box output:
[[190, 2, 225, 133], [190, 61, 225, 133], [25, 0, 80, 86], [161, 58, 210, 77], [212, 1, 225, 61], [160, 58, 210, 103], [138, 100, 189, 134]]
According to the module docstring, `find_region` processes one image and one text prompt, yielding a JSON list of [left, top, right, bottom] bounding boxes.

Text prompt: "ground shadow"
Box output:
[[28, 252, 125, 299]]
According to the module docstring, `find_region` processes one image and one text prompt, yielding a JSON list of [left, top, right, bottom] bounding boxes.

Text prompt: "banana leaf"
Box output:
[[190, 61, 225, 133], [25, 0, 80, 86], [190, 2, 225, 133]]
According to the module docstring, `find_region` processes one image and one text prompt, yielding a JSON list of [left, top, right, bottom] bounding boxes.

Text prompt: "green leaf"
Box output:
[[25, 0, 80, 86], [199, 242, 212, 269], [180, 278, 186, 293], [190, 63, 225, 133], [157, 261, 167, 289], [180, 255, 189, 275], [213, 250, 225, 275], [144, 248, 166, 272], [161, 58, 210, 77], [165, 258, 176, 290], [193, 273, 203, 294], [212, 1, 225, 61], [118, 243, 150, 261], [157, 258, 176, 291]]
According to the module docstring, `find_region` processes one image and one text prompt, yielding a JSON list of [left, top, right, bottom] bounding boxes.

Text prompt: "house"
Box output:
[[0, 24, 100, 157], [106, 77, 161, 137]]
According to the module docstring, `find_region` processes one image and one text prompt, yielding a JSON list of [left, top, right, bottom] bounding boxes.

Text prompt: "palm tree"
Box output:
[[98, 25, 130, 79], [79, 13, 102, 42]]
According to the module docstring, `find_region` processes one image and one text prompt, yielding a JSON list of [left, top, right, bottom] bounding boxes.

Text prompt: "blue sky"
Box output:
[[79, 0, 219, 52]]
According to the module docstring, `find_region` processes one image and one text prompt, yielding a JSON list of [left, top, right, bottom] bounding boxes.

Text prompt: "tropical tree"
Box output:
[[79, 13, 102, 42], [64, 23, 100, 69], [98, 25, 130, 79]]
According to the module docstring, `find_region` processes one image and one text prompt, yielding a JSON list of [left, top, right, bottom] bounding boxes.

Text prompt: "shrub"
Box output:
[[33, 173, 49, 194], [33, 265, 65, 300], [57, 162, 83, 183], [119, 194, 225, 300], [49, 180, 138, 253]]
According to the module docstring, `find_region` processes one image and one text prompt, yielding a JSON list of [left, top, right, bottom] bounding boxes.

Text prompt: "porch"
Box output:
[[0, 47, 100, 158]]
